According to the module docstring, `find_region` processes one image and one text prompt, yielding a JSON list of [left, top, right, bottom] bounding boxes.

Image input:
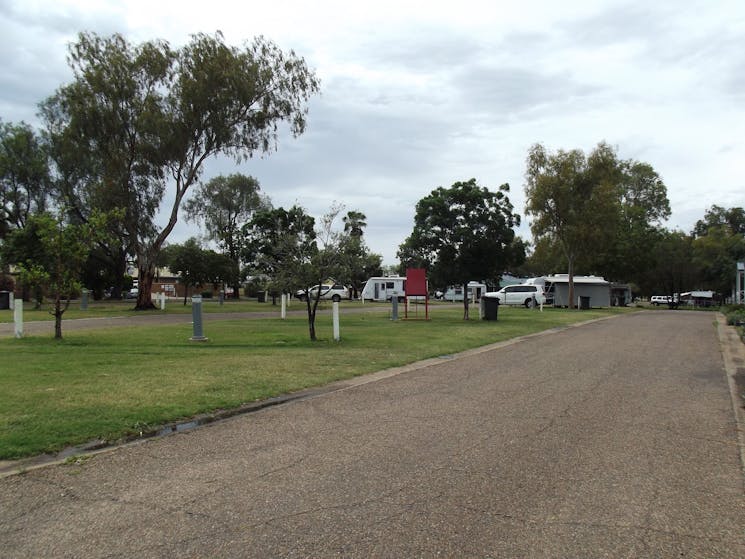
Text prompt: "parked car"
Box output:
[[296, 283, 349, 302], [124, 288, 139, 299], [488, 284, 547, 308], [650, 295, 679, 307]]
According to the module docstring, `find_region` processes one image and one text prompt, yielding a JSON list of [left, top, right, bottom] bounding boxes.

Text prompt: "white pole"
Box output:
[[281, 293, 287, 319], [14, 299, 23, 338], [160, 292, 166, 310], [8, 292, 14, 311], [333, 301, 340, 341]]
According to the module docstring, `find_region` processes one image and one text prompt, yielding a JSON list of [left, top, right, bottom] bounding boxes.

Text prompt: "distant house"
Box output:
[[680, 290, 716, 307], [611, 284, 633, 306]]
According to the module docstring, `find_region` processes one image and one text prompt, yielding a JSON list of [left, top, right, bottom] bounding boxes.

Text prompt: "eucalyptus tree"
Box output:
[[692, 205, 745, 295], [524, 142, 623, 307], [399, 179, 523, 319], [0, 120, 51, 238], [184, 173, 271, 298], [41, 31, 320, 309]]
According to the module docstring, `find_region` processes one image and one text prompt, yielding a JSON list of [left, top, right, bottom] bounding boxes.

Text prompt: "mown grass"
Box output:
[[0, 297, 290, 322], [0, 304, 632, 459]]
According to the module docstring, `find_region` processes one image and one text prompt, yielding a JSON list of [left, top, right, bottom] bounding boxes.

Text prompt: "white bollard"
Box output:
[[9, 292, 14, 310], [14, 299, 23, 338], [160, 292, 166, 310], [333, 301, 340, 341], [281, 293, 287, 319]]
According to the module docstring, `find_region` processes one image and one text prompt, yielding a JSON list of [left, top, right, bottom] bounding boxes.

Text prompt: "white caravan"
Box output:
[[360, 276, 406, 302], [442, 281, 487, 302]]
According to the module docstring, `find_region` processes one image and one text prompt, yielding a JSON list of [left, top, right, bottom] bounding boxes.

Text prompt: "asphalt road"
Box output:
[[1, 311, 743, 557]]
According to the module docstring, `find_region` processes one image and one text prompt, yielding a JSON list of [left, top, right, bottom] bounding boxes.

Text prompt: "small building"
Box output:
[[545, 274, 611, 308], [680, 290, 716, 307], [611, 283, 633, 306]]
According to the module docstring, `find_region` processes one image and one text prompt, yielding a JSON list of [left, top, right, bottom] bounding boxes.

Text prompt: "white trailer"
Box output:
[[443, 281, 487, 302], [360, 276, 406, 302]]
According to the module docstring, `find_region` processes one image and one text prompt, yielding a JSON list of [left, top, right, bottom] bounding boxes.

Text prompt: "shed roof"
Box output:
[[545, 274, 610, 285]]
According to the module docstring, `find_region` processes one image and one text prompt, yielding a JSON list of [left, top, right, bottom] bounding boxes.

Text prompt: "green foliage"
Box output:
[[161, 238, 233, 304], [245, 205, 357, 340], [398, 179, 523, 318], [41, 31, 320, 309], [2, 211, 114, 336], [184, 173, 272, 298], [722, 305, 745, 326], [524, 142, 672, 301], [0, 119, 51, 238], [692, 206, 745, 295]]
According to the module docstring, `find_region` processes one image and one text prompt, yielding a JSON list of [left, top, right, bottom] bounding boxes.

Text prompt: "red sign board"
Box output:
[[405, 268, 427, 296]]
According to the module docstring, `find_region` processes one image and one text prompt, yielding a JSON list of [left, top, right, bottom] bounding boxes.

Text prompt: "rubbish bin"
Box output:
[[0, 291, 9, 310], [481, 294, 499, 320], [579, 295, 591, 310], [257, 291, 266, 303]]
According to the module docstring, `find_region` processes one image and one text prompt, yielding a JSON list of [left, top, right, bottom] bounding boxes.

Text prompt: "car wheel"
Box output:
[[331, 294, 341, 302], [525, 298, 533, 308]]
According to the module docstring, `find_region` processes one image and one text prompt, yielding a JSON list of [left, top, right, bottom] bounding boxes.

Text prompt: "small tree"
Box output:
[[3, 212, 111, 338], [162, 238, 210, 305], [245, 205, 348, 340]]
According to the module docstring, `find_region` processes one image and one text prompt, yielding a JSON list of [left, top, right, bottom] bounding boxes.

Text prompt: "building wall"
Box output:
[[552, 283, 611, 307]]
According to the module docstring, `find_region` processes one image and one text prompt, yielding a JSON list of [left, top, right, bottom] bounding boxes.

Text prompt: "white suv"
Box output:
[[490, 284, 547, 307], [296, 283, 349, 302], [650, 295, 678, 306]]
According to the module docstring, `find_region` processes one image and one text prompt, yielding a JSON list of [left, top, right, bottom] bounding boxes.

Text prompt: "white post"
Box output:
[[333, 301, 340, 341], [8, 292, 14, 310], [14, 299, 23, 338], [281, 293, 287, 319], [160, 292, 166, 310]]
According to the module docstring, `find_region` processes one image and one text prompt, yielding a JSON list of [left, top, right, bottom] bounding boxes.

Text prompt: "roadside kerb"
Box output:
[[717, 313, 745, 483]]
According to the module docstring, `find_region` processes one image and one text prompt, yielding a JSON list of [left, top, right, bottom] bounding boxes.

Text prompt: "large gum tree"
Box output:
[[41, 31, 320, 309]]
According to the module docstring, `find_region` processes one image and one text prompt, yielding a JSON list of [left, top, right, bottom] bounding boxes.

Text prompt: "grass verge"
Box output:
[[0, 305, 631, 459]]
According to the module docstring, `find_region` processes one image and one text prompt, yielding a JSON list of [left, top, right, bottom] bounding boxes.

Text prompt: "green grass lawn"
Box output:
[[0, 305, 632, 460], [0, 297, 287, 322]]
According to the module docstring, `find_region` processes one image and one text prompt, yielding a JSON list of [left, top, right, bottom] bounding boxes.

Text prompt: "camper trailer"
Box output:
[[360, 276, 406, 302], [443, 282, 487, 302]]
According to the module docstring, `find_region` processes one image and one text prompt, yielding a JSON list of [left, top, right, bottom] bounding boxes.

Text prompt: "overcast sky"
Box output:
[[1, 0, 743, 264]]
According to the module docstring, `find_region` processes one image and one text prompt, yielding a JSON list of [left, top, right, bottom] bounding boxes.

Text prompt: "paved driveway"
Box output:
[[1, 311, 743, 557]]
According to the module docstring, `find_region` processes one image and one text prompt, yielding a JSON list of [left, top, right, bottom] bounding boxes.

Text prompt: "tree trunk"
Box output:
[[54, 305, 63, 339], [53, 294, 69, 339], [462, 282, 470, 320], [135, 262, 157, 310], [307, 298, 317, 341]]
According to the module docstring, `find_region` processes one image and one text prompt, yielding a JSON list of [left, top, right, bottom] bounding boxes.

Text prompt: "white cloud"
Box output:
[[1, 0, 743, 265]]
